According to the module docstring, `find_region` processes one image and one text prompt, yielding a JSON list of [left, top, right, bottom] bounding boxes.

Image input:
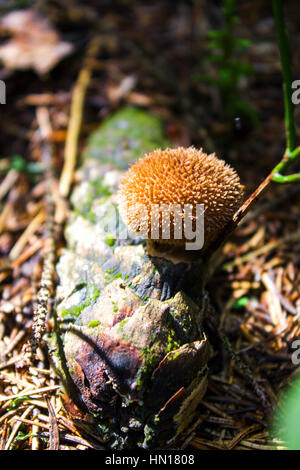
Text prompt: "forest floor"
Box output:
[[0, 0, 300, 450]]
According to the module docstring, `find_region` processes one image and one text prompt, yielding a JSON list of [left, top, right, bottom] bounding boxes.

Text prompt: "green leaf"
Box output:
[[15, 431, 35, 441], [219, 68, 232, 86], [208, 30, 225, 39], [1, 155, 43, 174], [10, 155, 27, 171], [232, 296, 249, 309], [7, 395, 31, 411], [274, 373, 300, 449], [235, 38, 252, 49]]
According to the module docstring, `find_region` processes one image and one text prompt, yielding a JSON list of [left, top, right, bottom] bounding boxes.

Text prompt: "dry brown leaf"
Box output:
[[107, 75, 137, 106], [0, 9, 73, 74]]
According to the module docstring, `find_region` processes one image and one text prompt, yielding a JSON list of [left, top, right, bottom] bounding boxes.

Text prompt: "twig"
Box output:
[[0, 200, 12, 234], [31, 409, 40, 451], [222, 227, 300, 269], [0, 355, 24, 370], [218, 328, 270, 410], [0, 170, 18, 201], [241, 183, 300, 224], [30, 206, 55, 356], [45, 396, 59, 450], [226, 424, 260, 450], [0, 385, 60, 403], [9, 210, 46, 261], [238, 439, 286, 450], [0, 409, 23, 426], [201, 399, 234, 421], [5, 405, 34, 450], [205, 172, 273, 260], [30, 109, 56, 357], [10, 239, 43, 269], [2, 330, 26, 358], [0, 419, 9, 450], [12, 417, 50, 431]]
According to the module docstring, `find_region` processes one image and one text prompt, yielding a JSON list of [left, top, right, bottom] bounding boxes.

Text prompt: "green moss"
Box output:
[[90, 179, 112, 199], [136, 347, 158, 391], [105, 236, 115, 247], [87, 208, 96, 223], [72, 206, 96, 224], [82, 107, 170, 170], [61, 305, 85, 318], [165, 333, 181, 353], [167, 298, 196, 340], [117, 318, 129, 332], [88, 320, 101, 328], [91, 286, 100, 302], [60, 284, 100, 319], [97, 423, 112, 442], [162, 349, 181, 365], [71, 178, 112, 222], [136, 316, 183, 391], [103, 267, 123, 286]]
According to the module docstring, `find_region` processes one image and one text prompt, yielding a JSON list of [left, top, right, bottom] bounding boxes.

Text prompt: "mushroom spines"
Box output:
[[118, 147, 244, 249]]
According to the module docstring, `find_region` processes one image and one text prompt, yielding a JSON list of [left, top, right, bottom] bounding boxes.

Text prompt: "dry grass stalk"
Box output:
[[59, 37, 102, 197]]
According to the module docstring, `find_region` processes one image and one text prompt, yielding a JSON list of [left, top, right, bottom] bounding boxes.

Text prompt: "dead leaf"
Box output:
[[107, 75, 137, 106], [0, 9, 73, 74]]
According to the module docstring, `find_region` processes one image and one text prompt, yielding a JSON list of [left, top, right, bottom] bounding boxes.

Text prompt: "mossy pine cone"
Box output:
[[55, 112, 230, 449]]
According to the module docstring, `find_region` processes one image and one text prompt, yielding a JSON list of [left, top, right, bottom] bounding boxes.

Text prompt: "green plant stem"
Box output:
[[272, 0, 296, 153], [206, 0, 300, 260], [271, 0, 300, 182], [272, 172, 300, 183]]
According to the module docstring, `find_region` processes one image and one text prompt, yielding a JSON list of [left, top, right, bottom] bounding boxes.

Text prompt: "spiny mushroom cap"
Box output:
[[118, 147, 244, 249]]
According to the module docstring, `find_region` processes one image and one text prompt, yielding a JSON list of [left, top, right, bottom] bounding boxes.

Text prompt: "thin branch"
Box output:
[[9, 210, 46, 261], [45, 396, 59, 450], [30, 108, 56, 357], [272, 0, 296, 153], [205, 172, 273, 260]]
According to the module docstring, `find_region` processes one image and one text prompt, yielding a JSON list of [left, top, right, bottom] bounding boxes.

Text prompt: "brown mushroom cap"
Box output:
[[118, 147, 244, 250]]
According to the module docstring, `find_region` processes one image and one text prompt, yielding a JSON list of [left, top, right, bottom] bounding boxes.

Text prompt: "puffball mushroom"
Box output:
[[118, 147, 244, 253]]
